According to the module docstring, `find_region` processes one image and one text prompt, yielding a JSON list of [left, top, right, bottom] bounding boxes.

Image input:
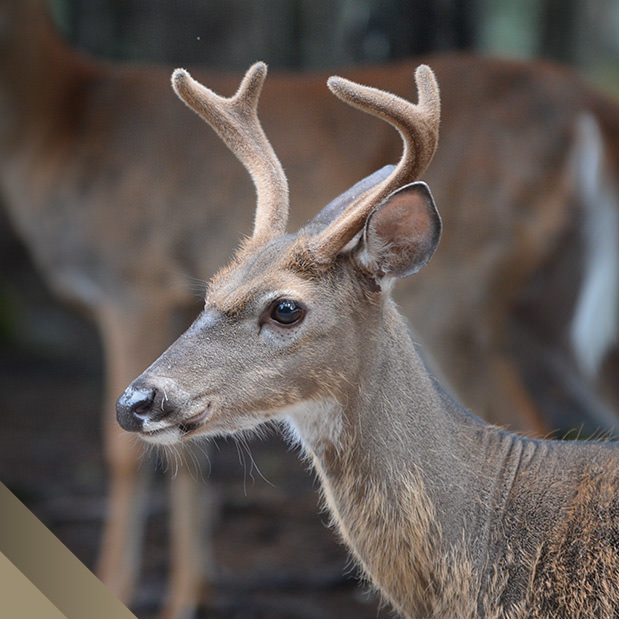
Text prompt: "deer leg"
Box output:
[[163, 468, 216, 619], [97, 415, 150, 602], [96, 302, 176, 603]]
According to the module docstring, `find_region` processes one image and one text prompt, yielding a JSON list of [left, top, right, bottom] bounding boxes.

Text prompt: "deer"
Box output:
[[1, 0, 618, 616], [116, 62, 619, 618]]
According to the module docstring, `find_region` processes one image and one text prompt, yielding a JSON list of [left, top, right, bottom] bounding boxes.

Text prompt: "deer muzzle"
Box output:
[[116, 377, 210, 444]]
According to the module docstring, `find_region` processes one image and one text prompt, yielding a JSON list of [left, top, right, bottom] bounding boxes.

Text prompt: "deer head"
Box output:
[[116, 61, 441, 447]]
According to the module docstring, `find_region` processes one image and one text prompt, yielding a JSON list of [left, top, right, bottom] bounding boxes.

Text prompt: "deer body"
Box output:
[[287, 307, 618, 616], [116, 63, 619, 617], [3, 1, 619, 615]]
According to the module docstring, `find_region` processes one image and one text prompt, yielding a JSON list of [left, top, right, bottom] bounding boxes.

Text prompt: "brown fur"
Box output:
[[314, 426, 619, 618], [526, 463, 619, 617], [317, 454, 478, 618]]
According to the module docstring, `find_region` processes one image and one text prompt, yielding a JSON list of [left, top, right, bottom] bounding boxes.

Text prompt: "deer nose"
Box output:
[[116, 384, 157, 432]]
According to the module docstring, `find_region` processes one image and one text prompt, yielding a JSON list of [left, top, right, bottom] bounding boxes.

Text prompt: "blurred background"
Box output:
[[0, 1, 617, 618], [52, 0, 619, 86]]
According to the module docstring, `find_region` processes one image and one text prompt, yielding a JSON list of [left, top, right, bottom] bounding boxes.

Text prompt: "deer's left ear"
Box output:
[[356, 181, 442, 280]]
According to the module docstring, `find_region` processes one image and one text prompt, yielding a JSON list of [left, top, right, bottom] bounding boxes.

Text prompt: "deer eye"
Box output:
[[269, 299, 305, 326]]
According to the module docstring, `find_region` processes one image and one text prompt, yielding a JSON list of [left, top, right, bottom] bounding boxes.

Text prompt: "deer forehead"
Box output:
[[206, 238, 321, 315]]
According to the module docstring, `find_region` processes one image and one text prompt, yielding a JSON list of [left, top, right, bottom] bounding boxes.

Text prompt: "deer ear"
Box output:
[[303, 165, 395, 233], [357, 181, 441, 279]]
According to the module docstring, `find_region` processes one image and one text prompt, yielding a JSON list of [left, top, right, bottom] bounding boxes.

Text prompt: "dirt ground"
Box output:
[[0, 234, 384, 618]]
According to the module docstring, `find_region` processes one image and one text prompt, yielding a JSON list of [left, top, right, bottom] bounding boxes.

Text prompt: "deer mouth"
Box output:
[[178, 405, 211, 435], [140, 403, 211, 443]]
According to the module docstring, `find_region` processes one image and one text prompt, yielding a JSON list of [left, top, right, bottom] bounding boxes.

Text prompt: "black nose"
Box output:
[[116, 385, 157, 432]]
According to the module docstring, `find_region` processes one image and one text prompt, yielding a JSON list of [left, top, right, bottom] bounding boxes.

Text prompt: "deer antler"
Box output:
[[309, 65, 440, 262], [172, 62, 289, 242]]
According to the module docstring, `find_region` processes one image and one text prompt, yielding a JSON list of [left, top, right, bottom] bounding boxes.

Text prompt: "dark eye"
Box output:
[[270, 299, 305, 326]]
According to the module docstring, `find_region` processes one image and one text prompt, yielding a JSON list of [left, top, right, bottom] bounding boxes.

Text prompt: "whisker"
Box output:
[[234, 438, 249, 496], [239, 434, 274, 488]]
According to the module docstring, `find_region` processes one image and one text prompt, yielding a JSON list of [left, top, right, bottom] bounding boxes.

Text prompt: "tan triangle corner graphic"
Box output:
[[0, 482, 136, 619]]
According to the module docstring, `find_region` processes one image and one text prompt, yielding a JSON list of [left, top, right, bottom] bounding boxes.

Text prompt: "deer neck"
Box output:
[[284, 300, 545, 615], [284, 301, 480, 612], [0, 3, 100, 155]]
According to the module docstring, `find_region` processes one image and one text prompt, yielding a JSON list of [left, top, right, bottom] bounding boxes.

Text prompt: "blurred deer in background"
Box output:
[[1, 0, 617, 616], [117, 62, 619, 618]]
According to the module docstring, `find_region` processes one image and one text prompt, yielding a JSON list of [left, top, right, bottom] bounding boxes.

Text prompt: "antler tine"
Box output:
[[171, 62, 289, 241], [309, 65, 440, 262]]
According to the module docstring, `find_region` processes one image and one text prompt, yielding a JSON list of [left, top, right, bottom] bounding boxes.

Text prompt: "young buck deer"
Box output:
[[3, 1, 618, 615], [117, 63, 619, 617]]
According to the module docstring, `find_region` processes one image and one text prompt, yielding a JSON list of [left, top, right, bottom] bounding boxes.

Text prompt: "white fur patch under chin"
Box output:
[[283, 398, 343, 454], [140, 426, 182, 445], [142, 418, 174, 432], [570, 114, 619, 377]]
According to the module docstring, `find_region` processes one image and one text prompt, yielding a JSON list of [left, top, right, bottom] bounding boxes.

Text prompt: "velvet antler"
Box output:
[[309, 65, 440, 262], [172, 62, 289, 242]]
